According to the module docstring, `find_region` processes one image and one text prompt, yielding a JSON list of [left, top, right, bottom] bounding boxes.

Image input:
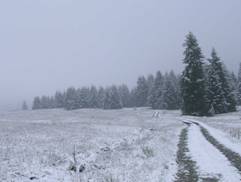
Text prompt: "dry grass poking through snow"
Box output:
[[0, 108, 182, 182]]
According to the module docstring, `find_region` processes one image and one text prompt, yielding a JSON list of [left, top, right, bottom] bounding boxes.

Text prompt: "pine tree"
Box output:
[[162, 71, 181, 110], [88, 86, 98, 108], [103, 86, 122, 109], [181, 32, 209, 116], [22, 101, 28, 110], [149, 71, 164, 109], [78, 87, 90, 108], [207, 49, 228, 114], [229, 72, 238, 103], [118, 84, 131, 107], [40, 96, 51, 109], [54, 91, 65, 108], [64, 87, 79, 110], [97, 87, 105, 108], [32, 96, 41, 110], [135, 76, 149, 107], [146, 74, 155, 107], [237, 63, 241, 105], [222, 65, 237, 112], [129, 87, 137, 107]]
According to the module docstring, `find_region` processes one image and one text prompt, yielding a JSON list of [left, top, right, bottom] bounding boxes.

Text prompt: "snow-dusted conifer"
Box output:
[[78, 87, 90, 108], [32, 96, 41, 110], [181, 32, 209, 116], [118, 84, 131, 107], [97, 87, 105, 108], [207, 49, 228, 114], [22, 101, 28, 110], [162, 71, 180, 110], [237, 63, 241, 105], [103, 86, 122, 109], [135, 76, 149, 107], [88, 86, 98, 108], [54, 91, 65, 108], [149, 71, 164, 109], [64, 87, 79, 110]]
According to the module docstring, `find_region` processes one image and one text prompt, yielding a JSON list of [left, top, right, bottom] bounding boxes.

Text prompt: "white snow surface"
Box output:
[[2, 108, 241, 182], [0, 108, 182, 182], [199, 122, 241, 156], [188, 124, 241, 182]]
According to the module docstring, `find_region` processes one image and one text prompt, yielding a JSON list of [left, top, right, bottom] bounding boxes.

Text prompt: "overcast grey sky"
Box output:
[[0, 0, 241, 110]]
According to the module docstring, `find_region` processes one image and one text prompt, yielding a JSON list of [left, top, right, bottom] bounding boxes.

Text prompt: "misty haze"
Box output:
[[1, 1, 241, 182]]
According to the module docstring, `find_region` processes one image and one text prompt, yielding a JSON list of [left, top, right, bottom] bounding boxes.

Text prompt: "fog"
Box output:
[[0, 0, 241, 110]]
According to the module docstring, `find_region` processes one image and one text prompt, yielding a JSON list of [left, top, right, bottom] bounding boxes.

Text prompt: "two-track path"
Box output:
[[175, 119, 241, 182]]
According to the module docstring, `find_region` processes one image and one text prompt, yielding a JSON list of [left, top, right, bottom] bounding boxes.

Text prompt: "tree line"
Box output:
[[31, 32, 241, 116], [32, 71, 181, 110]]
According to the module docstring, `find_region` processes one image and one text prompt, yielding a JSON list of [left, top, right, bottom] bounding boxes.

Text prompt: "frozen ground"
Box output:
[[1, 108, 241, 182], [0, 108, 182, 182]]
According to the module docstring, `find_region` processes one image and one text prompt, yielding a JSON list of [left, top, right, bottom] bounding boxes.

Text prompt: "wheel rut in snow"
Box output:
[[175, 127, 199, 182], [200, 126, 241, 174], [177, 120, 241, 182]]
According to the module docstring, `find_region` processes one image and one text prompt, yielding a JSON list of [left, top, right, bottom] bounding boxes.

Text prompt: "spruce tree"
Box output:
[[222, 65, 237, 112], [32, 96, 41, 110], [129, 88, 137, 107], [229, 72, 238, 103], [88, 86, 98, 108], [64, 87, 79, 110], [118, 84, 131, 107], [54, 91, 65, 108], [22, 101, 28, 110], [162, 71, 180, 110], [78, 87, 90, 108], [149, 71, 164, 109], [237, 63, 241, 105], [97, 87, 105, 108], [181, 32, 209, 116], [207, 49, 227, 114], [135, 76, 149, 107], [103, 86, 122, 109], [146, 74, 155, 107]]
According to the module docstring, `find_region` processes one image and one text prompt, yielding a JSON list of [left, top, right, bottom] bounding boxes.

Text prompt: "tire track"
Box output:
[[200, 126, 241, 173], [175, 127, 199, 182], [176, 120, 241, 182]]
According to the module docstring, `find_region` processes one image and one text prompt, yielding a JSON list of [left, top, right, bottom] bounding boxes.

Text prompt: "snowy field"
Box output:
[[1, 108, 241, 182], [0, 108, 183, 182], [192, 108, 241, 142]]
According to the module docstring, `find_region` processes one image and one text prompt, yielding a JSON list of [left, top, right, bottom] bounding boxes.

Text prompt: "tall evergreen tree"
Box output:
[[22, 101, 28, 110], [237, 63, 241, 105], [181, 32, 209, 116], [207, 49, 228, 114], [135, 76, 149, 107], [129, 87, 137, 107], [32, 96, 41, 110], [97, 87, 106, 108], [64, 87, 79, 110], [118, 84, 131, 107], [229, 72, 238, 103], [103, 86, 122, 109], [149, 71, 164, 109], [78, 87, 90, 108], [88, 86, 98, 108], [222, 65, 237, 112], [146, 74, 155, 107], [162, 71, 181, 110], [54, 91, 65, 108]]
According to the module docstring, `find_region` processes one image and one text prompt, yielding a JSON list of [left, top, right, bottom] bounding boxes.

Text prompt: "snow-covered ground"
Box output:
[[185, 108, 241, 150], [188, 124, 241, 181], [0, 108, 182, 182], [1, 108, 241, 182]]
